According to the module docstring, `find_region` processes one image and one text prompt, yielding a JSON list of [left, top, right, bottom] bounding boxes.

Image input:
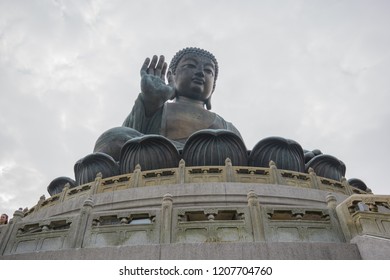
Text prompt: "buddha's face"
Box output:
[[170, 54, 216, 103]]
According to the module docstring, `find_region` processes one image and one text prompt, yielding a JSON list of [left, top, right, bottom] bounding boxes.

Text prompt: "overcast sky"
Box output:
[[1, 0, 389, 216]]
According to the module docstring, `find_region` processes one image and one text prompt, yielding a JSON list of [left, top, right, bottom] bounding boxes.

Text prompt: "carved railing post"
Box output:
[[326, 193, 337, 209], [60, 183, 70, 202], [33, 195, 46, 214], [72, 197, 94, 248], [341, 177, 354, 195], [247, 190, 265, 242], [269, 161, 282, 185], [224, 158, 235, 182], [308, 167, 321, 189], [90, 172, 103, 195], [130, 164, 142, 188], [160, 193, 173, 244], [177, 159, 186, 184]]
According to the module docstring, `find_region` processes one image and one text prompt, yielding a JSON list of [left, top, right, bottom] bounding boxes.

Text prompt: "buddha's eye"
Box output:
[[204, 68, 214, 76], [183, 63, 196, 69]]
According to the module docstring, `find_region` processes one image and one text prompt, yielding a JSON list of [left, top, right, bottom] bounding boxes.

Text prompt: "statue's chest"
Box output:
[[162, 103, 216, 142]]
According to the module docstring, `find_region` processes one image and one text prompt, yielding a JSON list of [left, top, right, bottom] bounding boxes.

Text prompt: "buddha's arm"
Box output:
[[139, 88, 169, 117], [122, 93, 163, 135]]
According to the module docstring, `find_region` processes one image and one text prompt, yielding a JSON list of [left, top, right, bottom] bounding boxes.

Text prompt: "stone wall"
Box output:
[[1, 171, 389, 260]]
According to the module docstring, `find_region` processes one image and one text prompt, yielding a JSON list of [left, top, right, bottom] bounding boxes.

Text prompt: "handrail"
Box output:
[[24, 159, 369, 217]]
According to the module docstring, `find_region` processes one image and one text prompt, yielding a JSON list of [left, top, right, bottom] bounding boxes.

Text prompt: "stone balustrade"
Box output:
[[336, 194, 390, 242], [22, 159, 368, 217]]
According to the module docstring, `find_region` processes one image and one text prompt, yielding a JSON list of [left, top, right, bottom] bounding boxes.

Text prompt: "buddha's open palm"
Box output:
[[140, 55, 175, 103]]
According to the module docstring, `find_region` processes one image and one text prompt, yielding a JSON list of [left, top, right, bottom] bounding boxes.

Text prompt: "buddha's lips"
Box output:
[[192, 78, 205, 84]]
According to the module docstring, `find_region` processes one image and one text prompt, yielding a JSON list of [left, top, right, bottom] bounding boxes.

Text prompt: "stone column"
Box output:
[[72, 197, 94, 248], [326, 193, 346, 242], [160, 193, 173, 244], [247, 191, 265, 242]]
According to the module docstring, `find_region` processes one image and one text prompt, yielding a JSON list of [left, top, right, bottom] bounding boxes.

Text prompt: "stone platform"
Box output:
[[1, 164, 389, 259]]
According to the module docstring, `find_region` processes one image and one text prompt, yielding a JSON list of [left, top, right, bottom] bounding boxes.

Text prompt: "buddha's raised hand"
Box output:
[[140, 55, 175, 104]]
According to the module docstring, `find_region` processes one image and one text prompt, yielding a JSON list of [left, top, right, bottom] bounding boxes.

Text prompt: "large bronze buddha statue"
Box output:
[[47, 47, 361, 195], [122, 47, 241, 143]]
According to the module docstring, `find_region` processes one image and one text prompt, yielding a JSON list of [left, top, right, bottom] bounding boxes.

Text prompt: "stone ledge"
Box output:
[[0, 241, 361, 260]]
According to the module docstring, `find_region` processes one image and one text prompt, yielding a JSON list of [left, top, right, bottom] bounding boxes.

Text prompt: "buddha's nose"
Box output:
[[195, 68, 205, 77]]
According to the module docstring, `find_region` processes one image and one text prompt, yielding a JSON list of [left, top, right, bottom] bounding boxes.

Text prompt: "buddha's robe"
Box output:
[[123, 93, 241, 143]]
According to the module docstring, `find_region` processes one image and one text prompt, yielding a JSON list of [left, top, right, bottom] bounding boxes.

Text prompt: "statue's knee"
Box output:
[[94, 127, 143, 161]]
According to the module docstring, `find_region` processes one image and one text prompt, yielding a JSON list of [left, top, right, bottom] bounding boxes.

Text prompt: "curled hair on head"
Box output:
[[168, 47, 219, 93]]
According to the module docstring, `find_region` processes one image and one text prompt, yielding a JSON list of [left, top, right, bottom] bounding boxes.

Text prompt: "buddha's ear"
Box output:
[[167, 71, 176, 100], [206, 96, 212, 110], [167, 70, 174, 86]]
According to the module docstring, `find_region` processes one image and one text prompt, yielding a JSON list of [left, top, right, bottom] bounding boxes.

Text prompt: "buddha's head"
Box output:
[[168, 47, 218, 110]]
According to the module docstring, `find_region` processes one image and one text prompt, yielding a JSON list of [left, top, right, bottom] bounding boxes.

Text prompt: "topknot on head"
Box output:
[[168, 47, 219, 91]]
